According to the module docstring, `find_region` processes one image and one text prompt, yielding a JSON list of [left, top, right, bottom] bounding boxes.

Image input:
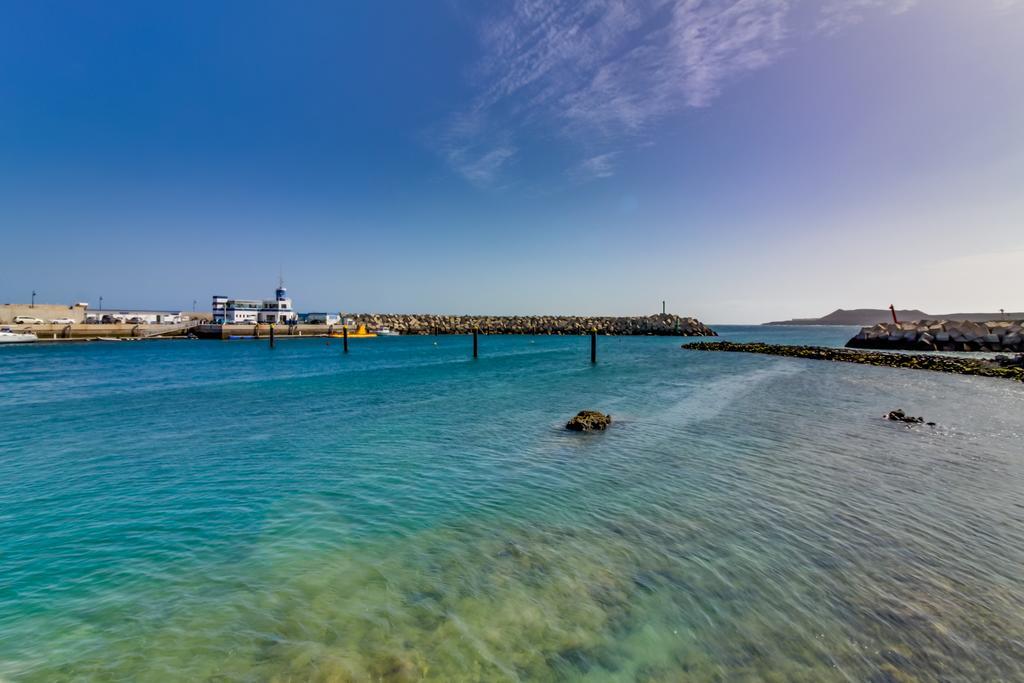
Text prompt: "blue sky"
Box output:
[[1, 0, 1022, 323]]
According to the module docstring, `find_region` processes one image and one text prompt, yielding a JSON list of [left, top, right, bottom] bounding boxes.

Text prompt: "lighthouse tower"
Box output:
[[257, 277, 296, 323]]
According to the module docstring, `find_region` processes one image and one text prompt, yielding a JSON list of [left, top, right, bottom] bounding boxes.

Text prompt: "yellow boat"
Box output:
[[328, 324, 377, 339]]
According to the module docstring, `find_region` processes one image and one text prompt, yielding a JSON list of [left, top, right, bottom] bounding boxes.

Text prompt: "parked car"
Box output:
[[13, 316, 44, 324], [50, 317, 75, 325], [128, 317, 148, 324]]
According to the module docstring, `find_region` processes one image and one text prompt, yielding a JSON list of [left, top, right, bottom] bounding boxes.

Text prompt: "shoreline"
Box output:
[[682, 341, 1024, 382]]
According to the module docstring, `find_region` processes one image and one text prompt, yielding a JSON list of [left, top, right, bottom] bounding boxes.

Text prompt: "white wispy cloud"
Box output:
[[569, 152, 620, 183], [559, 0, 789, 134], [437, 0, 1014, 187], [440, 0, 789, 185], [816, 0, 918, 36], [446, 144, 518, 187]]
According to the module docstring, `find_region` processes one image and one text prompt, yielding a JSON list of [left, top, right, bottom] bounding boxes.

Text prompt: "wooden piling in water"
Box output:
[[343, 326, 349, 353], [269, 324, 275, 348], [591, 329, 597, 364], [473, 328, 479, 359]]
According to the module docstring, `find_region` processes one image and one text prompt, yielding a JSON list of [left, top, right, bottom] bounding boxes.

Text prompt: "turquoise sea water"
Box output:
[[1, 326, 1023, 682]]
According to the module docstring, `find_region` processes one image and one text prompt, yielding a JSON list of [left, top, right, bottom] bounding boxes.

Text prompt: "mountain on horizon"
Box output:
[[764, 308, 1022, 326]]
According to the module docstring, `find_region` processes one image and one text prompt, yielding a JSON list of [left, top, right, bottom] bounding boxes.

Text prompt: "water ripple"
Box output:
[[1, 330, 1023, 681]]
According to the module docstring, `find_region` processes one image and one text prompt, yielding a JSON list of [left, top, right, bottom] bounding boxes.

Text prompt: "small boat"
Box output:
[[328, 324, 377, 339], [0, 327, 38, 344], [376, 327, 400, 336]]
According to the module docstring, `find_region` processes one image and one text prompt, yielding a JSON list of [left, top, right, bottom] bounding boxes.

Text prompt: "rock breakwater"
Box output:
[[682, 341, 1024, 382], [847, 319, 1023, 352], [348, 313, 716, 336]]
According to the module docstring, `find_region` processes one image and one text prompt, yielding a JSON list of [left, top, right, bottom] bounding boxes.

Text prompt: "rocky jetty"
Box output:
[[682, 341, 1024, 382], [847, 319, 1023, 352], [566, 411, 612, 431], [347, 313, 715, 337]]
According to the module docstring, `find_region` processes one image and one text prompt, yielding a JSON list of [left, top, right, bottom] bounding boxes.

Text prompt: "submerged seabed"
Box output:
[[1, 327, 1022, 681]]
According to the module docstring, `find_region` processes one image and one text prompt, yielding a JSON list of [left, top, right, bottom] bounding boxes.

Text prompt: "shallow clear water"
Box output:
[[1, 326, 1022, 682]]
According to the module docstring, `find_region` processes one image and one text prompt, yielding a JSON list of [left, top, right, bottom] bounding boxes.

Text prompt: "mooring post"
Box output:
[[269, 323, 275, 349], [473, 327, 479, 359], [343, 325, 349, 353], [591, 328, 597, 364]]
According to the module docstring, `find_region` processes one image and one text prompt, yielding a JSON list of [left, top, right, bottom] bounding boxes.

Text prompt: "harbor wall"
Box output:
[[195, 324, 332, 339], [13, 323, 198, 339], [847, 320, 1024, 352]]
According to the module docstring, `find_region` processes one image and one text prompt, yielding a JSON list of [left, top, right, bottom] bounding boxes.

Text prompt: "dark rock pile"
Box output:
[[885, 409, 935, 426], [346, 313, 716, 337], [848, 319, 1023, 352], [681, 341, 1024, 382], [566, 411, 612, 432]]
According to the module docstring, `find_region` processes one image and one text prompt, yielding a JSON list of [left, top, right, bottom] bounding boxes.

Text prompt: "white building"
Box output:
[[303, 312, 341, 325], [212, 284, 297, 324]]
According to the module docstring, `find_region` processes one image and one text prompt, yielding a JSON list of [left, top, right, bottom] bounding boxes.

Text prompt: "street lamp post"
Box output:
[[99, 296, 104, 311], [31, 290, 36, 308]]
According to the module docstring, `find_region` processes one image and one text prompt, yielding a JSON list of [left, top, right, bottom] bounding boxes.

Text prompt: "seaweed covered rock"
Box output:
[[886, 409, 922, 424], [566, 411, 612, 432], [885, 409, 935, 426]]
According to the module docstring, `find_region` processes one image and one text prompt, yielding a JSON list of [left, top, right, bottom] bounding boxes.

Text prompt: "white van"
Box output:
[[13, 316, 44, 325]]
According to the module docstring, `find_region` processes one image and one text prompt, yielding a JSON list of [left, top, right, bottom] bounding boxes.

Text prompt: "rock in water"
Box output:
[[566, 411, 612, 432], [885, 409, 929, 425]]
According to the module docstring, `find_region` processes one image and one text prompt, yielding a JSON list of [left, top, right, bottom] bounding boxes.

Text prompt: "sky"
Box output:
[[1, 0, 1022, 323]]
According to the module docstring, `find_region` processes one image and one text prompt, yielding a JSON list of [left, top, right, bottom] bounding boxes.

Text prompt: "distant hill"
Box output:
[[764, 308, 1023, 326]]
